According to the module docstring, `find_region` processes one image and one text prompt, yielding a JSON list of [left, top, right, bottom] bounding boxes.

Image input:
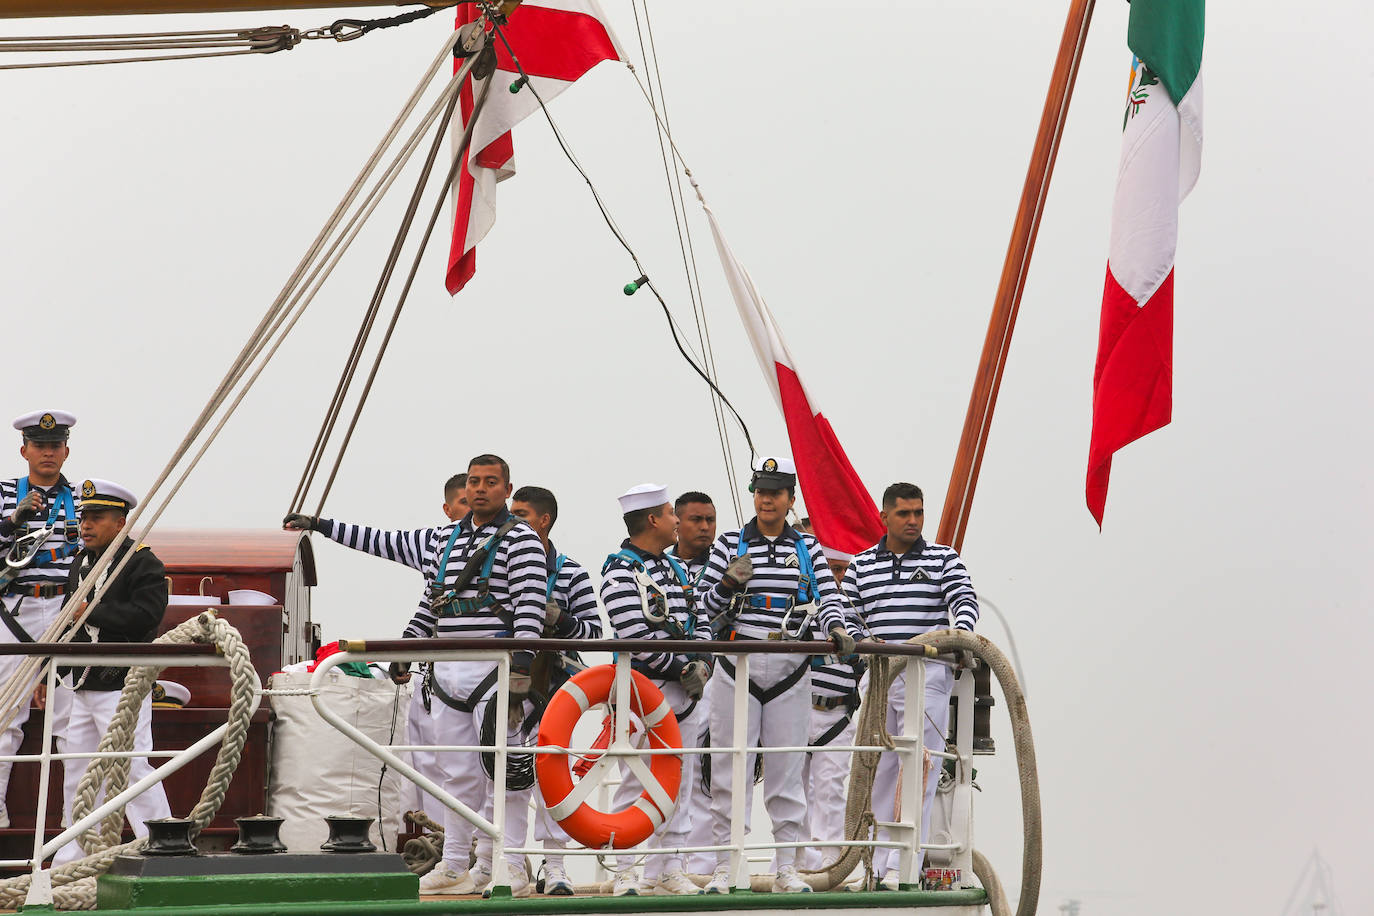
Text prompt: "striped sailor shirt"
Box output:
[[694, 520, 844, 638], [601, 540, 710, 679], [545, 542, 602, 640], [320, 510, 545, 641], [842, 535, 979, 640], [0, 475, 82, 592], [667, 545, 711, 586]]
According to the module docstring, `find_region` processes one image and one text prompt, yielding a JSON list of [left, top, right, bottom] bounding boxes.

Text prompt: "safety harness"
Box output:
[[428, 514, 522, 631], [1, 478, 79, 599], [602, 547, 702, 719]]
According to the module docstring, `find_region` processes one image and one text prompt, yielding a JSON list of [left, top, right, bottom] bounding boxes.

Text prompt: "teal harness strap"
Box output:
[[604, 549, 695, 637], [734, 530, 816, 604], [15, 478, 79, 566], [546, 553, 567, 601]]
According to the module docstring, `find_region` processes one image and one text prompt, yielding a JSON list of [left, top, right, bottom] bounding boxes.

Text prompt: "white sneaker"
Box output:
[[612, 869, 641, 897], [543, 863, 574, 896], [469, 862, 492, 892], [418, 864, 476, 896], [481, 867, 531, 899], [654, 871, 702, 896], [704, 865, 732, 895], [772, 865, 812, 894], [877, 869, 900, 892]]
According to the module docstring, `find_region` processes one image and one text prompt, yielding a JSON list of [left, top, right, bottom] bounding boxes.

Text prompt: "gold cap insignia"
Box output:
[[762, 458, 778, 472], [82, 480, 96, 498], [39, 413, 55, 430]]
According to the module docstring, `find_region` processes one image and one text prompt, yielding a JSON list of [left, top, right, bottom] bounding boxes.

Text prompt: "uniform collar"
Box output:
[[81, 535, 133, 566], [460, 507, 511, 533], [23, 473, 71, 494], [619, 538, 665, 561], [546, 540, 561, 572], [740, 518, 800, 545], [876, 534, 926, 558]]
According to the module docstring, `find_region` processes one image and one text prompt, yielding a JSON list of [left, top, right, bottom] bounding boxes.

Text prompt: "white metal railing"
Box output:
[[309, 637, 978, 891], [0, 643, 260, 907]]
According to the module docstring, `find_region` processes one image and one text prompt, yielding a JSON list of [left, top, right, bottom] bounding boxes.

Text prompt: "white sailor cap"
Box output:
[[13, 410, 76, 442], [618, 483, 670, 514], [79, 479, 137, 513], [751, 455, 797, 490], [152, 680, 191, 708]]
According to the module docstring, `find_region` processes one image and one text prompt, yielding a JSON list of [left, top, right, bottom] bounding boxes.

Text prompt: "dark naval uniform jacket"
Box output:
[[59, 537, 168, 690]]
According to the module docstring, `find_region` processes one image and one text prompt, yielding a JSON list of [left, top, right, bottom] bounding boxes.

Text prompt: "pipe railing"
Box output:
[[310, 637, 979, 891]]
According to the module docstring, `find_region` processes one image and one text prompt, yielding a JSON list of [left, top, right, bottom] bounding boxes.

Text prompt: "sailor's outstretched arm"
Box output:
[[285, 514, 435, 573]]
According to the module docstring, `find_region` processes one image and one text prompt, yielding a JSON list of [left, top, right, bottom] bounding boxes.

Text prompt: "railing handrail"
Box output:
[[337, 636, 947, 658]]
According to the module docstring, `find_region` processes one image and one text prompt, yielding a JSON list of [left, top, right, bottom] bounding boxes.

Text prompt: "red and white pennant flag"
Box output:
[[446, 1, 623, 295], [702, 201, 885, 557]]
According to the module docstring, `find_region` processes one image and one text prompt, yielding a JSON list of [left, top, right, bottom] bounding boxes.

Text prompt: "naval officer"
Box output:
[[0, 410, 82, 826], [694, 457, 852, 895], [42, 479, 171, 864]]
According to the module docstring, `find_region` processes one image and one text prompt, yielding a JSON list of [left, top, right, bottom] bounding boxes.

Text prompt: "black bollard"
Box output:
[[231, 815, 288, 854], [142, 817, 199, 856], [320, 815, 377, 853]]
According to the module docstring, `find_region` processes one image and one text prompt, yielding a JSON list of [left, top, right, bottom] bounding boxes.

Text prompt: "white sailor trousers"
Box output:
[[432, 659, 532, 875], [404, 682, 445, 816], [870, 663, 952, 877], [50, 684, 170, 865], [706, 651, 811, 868], [0, 593, 65, 803], [682, 687, 716, 874], [801, 702, 857, 870], [608, 679, 704, 879]]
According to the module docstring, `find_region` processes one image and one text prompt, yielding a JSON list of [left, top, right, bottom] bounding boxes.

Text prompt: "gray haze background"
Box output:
[[2, 1, 1371, 912]]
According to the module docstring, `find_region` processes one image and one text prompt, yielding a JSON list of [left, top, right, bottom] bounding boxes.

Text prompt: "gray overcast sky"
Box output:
[[2, 1, 1370, 913]]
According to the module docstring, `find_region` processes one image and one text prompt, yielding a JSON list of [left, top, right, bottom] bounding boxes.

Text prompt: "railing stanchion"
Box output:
[[950, 666, 976, 879], [24, 662, 59, 907], [895, 654, 927, 888], [491, 653, 510, 891], [728, 651, 749, 892]]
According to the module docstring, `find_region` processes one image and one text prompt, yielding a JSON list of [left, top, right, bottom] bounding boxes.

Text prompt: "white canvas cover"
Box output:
[[267, 669, 413, 852]]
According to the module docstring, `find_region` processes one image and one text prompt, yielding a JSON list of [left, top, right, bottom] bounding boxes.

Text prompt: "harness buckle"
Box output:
[[5, 526, 54, 572]]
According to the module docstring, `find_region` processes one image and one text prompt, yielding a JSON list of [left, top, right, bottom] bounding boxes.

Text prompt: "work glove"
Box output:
[[387, 661, 411, 684], [721, 554, 754, 591], [12, 491, 42, 527], [679, 659, 710, 699], [544, 599, 562, 629], [507, 671, 532, 731], [829, 626, 856, 656], [282, 513, 318, 532]]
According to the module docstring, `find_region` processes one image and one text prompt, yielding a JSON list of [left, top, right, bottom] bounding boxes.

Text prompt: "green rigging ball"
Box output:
[[623, 282, 640, 295], [509, 79, 524, 94]]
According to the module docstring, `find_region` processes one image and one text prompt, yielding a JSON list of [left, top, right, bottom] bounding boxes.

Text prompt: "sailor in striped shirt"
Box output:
[[286, 454, 546, 897], [842, 482, 979, 889], [695, 457, 853, 895], [667, 490, 720, 876], [508, 485, 602, 897], [600, 484, 711, 897], [0, 410, 82, 826]]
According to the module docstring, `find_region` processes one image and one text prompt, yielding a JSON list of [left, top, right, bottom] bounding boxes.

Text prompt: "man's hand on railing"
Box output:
[[32, 683, 46, 710], [721, 555, 754, 590], [282, 513, 318, 532], [679, 660, 710, 699], [829, 626, 856, 656], [387, 661, 411, 684], [544, 599, 562, 628]]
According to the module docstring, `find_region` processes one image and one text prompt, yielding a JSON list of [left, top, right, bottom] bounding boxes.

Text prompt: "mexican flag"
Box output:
[[1086, 0, 1204, 526]]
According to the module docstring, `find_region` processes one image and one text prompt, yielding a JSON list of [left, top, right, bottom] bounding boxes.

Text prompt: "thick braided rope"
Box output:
[[804, 631, 1040, 915], [0, 612, 258, 910], [401, 809, 444, 874]]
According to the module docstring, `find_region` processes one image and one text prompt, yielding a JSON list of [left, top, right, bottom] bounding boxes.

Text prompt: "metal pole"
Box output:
[[728, 653, 749, 891]]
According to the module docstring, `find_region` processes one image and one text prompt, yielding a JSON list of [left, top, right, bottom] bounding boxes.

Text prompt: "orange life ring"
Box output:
[[536, 664, 682, 849]]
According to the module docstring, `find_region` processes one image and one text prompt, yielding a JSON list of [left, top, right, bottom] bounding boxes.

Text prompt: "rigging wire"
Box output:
[[485, 12, 758, 463], [0, 8, 447, 70], [628, 0, 743, 523]]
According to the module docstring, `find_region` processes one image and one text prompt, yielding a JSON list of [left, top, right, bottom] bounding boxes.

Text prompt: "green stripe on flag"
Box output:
[[1127, 0, 1205, 106]]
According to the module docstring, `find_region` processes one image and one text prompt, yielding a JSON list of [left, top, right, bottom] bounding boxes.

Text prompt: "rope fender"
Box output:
[[0, 611, 259, 910], [803, 630, 1040, 916]]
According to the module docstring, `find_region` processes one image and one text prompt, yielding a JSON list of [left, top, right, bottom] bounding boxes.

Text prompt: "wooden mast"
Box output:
[[937, 0, 1097, 552]]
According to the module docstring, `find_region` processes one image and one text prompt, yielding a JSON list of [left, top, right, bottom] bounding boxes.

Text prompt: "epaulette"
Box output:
[[136, 543, 149, 552]]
